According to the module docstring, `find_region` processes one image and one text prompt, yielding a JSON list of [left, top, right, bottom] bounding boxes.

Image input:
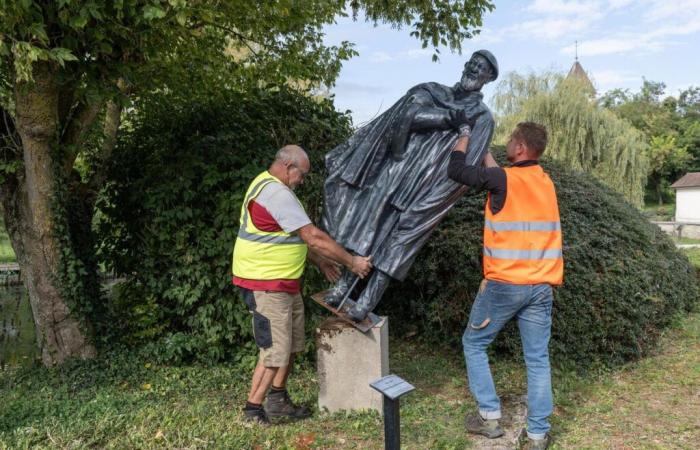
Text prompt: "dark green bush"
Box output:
[[97, 87, 350, 363], [100, 88, 698, 367], [379, 149, 699, 366]]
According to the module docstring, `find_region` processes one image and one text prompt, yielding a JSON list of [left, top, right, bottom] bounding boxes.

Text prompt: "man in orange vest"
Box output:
[[447, 122, 563, 450]]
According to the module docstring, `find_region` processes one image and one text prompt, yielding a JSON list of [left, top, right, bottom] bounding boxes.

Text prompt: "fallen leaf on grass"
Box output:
[[154, 430, 164, 440], [295, 433, 316, 449]]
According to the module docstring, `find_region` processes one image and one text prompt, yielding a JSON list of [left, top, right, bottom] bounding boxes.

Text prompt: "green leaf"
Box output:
[[143, 5, 167, 20], [99, 42, 113, 54], [70, 15, 89, 29]]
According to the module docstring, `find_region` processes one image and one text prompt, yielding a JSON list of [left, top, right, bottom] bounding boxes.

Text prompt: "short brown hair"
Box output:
[[512, 122, 547, 158]]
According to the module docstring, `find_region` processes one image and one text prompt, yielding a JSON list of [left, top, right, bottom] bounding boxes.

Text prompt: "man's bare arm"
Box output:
[[483, 151, 500, 168], [298, 224, 372, 278]]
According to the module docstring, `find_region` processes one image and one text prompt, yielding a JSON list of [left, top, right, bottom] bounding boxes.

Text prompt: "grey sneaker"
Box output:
[[517, 428, 551, 450], [465, 412, 505, 439], [265, 389, 312, 419], [243, 406, 270, 424]]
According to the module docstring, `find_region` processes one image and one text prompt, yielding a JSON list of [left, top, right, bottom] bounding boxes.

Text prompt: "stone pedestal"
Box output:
[[316, 316, 389, 413]]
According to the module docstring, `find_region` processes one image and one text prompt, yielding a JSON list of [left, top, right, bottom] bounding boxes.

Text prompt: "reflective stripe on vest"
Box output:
[[237, 177, 303, 245], [483, 165, 563, 285], [232, 171, 308, 281]]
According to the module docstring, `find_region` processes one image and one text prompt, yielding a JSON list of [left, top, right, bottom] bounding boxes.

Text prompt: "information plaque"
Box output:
[[370, 375, 415, 401]]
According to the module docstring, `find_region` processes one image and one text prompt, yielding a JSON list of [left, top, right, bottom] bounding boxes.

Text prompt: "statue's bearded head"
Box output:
[[459, 51, 498, 92]]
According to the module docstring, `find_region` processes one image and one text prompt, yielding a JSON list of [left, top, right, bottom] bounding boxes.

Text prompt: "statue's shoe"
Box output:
[[324, 289, 345, 308], [347, 305, 369, 322]]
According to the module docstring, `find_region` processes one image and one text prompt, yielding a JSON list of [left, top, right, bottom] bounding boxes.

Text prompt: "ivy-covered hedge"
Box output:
[[97, 88, 348, 363], [379, 150, 699, 366], [100, 88, 698, 366]]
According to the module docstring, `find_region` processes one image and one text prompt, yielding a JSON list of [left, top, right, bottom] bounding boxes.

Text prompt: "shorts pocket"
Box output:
[[240, 288, 256, 312], [252, 312, 272, 349]]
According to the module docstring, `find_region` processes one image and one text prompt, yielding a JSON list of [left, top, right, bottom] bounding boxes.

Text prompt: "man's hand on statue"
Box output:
[[458, 123, 472, 139], [350, 255, 373, 279], [319, 259, 342, 283]]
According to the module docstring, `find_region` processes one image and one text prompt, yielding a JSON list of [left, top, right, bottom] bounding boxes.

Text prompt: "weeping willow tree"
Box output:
[[492, 72, 648, 206]]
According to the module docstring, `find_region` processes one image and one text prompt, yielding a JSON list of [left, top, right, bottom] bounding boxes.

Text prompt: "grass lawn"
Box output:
[[683, 247, 700, 269], [642, 203, 675, 221], [1, 312, 699, 449], [0, 221, 15, 264], [674, 236, 700, 245]]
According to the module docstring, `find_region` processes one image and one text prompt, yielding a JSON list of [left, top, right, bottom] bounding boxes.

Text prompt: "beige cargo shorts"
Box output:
[[241, 289, 305, 367]]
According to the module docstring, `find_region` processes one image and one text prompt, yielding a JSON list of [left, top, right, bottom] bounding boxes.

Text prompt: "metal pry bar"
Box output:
[[336, 275, 361, 312]]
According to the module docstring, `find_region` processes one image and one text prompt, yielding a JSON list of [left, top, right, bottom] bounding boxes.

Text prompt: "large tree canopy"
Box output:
[[600, 80, 700, 205], [0, 0, 494, 365], [492, 71, 648, 206]]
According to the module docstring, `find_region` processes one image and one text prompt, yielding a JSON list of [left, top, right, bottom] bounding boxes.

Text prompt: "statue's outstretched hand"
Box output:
[[350, 255, 373, 279], [450, 109, 485, 129]]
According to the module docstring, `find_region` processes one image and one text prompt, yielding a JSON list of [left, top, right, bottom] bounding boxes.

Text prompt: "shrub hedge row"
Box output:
[[100, 88, 698, 366]]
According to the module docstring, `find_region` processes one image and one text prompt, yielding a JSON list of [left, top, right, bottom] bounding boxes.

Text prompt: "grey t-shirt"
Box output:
[[254, 182, 311, 233]]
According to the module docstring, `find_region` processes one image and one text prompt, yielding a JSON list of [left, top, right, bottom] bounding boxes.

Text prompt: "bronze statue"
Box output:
[[322, 50, 499, 321]]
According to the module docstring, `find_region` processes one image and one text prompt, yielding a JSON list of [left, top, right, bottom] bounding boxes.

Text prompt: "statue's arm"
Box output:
[[409, 107, 453, 132]]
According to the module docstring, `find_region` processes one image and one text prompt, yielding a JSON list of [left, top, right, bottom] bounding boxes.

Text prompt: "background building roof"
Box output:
[[671, 172, 700, 188]]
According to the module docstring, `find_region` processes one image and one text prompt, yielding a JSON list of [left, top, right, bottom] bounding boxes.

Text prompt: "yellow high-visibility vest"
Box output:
[[483, 165, 563, 285], [232, 171, 308, 280]]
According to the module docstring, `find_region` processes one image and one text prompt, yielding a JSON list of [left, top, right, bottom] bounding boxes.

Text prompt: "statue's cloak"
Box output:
[[323, 82, 495, 281]]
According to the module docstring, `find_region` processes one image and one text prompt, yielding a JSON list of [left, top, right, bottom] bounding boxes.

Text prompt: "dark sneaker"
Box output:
[[465, 412, 505, 439], [243, 405, 270, 424], [265, 389, 312, 419], [517, 428, 551, 450]]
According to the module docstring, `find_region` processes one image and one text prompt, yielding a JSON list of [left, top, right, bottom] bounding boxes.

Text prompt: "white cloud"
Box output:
[[589, 69, 639, 86], [369, 48, 432, 63], [470, 27, 504, 44], [607, 0, 636, 9], [333, 81, 387, 95], [513, 17, 595, 40], [551, 0, 700, 57], [527, 0, 600, 16], [499, 1, 605, 43], [643, 0, 700, 22]]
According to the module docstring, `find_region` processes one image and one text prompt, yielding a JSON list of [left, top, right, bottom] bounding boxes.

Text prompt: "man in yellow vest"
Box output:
[[232, 145, 372, 424], [447, 122, 563, 450]]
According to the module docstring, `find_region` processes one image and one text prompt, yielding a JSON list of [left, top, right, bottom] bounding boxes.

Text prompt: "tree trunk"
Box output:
[[656, 181, 664, 206], [7, 62, 96, 366]]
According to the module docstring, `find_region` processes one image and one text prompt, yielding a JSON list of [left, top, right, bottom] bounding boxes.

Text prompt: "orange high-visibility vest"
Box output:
[[483, 165, 563, 285]]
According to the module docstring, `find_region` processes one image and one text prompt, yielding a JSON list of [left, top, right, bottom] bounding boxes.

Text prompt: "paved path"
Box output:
[[0, 263, 19, 272], [677, 244, 700, 249]]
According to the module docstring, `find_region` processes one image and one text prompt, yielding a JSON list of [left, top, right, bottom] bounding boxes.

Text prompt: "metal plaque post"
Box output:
[[370, 374, 416, 450]]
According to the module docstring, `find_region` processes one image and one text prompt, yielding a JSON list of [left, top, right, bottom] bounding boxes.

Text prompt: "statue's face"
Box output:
[[459, 54, 494, 91]]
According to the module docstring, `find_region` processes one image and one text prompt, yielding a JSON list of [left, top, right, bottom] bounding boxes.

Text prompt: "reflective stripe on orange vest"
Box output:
[[483, 165, 563, 285]]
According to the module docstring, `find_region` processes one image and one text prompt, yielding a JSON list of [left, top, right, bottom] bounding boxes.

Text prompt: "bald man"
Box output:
[[232, 145, 372, 423]]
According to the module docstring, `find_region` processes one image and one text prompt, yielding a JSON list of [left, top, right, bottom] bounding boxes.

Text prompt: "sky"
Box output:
[[323, 0, 700, 125]]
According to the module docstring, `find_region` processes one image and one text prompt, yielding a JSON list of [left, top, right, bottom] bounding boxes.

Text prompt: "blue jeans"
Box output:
[[462, 280, 553, 439]]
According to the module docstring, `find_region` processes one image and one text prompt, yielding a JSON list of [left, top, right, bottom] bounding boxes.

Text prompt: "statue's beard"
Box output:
[[460, 75, 482, 92]]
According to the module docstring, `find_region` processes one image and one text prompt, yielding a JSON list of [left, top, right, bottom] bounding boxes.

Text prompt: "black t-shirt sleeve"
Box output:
[[447, 151, 507, 214]]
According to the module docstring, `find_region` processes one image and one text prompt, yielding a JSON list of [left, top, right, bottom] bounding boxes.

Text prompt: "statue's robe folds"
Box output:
[[323, 82, 495, 281]]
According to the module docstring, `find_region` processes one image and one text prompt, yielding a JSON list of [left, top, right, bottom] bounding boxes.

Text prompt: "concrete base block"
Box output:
[[316, 316, 389, 413]]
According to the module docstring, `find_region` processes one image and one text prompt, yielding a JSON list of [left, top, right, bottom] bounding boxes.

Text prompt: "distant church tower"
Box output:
[[566, 41, 595, 94]]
